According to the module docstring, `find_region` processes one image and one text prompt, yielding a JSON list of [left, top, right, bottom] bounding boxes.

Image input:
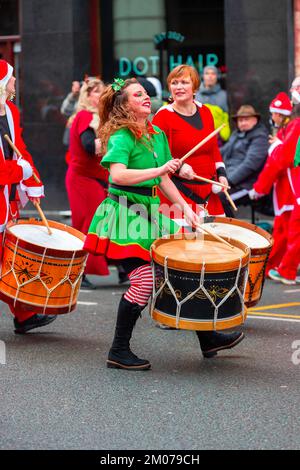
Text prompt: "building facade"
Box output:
[[0, 0, 297, 209]]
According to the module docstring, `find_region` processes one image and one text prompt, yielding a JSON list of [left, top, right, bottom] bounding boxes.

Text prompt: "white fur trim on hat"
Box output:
[[0, 62, 13, 87], [269, 106, 291, 116]]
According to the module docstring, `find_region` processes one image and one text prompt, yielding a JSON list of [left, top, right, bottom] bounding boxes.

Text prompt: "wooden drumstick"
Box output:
[[180, 124, 226, 164], [224, 189, 238, 212], [4, 134, 41, 184], [33, 201, 53, 235], [192, 174, 229, 189], [195, 223, 234, 249]]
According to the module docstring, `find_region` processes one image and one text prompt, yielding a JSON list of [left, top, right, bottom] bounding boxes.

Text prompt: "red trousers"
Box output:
[[266, 211, 291, 275], [0, 227, 39, 322], [277, 205, 300, 280]]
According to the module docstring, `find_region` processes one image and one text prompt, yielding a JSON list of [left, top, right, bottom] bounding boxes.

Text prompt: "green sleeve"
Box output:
[[294, 137, 300, 167], [101, 129, 134, 169]]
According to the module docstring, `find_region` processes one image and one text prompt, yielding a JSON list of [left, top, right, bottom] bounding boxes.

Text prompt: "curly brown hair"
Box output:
[[98, 78, 145, 153]]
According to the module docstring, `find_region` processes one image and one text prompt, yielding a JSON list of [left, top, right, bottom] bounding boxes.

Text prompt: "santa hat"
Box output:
[[269, 92, 292, 116], [0, 60, 13, 103]]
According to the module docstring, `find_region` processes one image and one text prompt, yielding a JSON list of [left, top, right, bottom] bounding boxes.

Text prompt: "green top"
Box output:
[[101, 126, 172, 187]]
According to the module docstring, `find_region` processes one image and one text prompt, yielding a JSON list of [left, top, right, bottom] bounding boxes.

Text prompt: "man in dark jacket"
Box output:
[[220, 105, 269, 216]]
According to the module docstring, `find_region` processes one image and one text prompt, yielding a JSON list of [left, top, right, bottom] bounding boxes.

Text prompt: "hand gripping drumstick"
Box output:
[[3, 134, 52, 234], [177, 126, 237, 212], [33, 201, 53, 235], [192, 173, 229, 189], [3, 134, 41, 184], [195, 222, 234, 249], [193, 175, 237, 211], [179, 124, 226, 164]]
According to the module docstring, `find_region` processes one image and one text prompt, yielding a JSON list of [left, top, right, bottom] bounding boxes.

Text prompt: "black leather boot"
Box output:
[[196, 330, 245, 358], [107, 296, 151, 370]]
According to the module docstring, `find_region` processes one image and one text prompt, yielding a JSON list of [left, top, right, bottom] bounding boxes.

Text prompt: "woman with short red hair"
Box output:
[[153, 65, 228, 218]]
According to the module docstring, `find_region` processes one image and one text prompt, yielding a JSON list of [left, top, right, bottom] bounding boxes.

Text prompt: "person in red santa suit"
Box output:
[[0, 59, 56, 332], [249, 92, 293, 277], [152, 65, 228, 221], [66, 77, 110, 289], [249, 80, 300, 284]]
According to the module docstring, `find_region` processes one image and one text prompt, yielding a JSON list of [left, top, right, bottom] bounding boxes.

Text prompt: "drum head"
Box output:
[[203, 217, 272, 250], [151, 234, 249, 272], [7, 219, 84, 251]]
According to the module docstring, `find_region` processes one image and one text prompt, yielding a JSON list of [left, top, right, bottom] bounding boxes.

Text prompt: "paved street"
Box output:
[[1, 264, 300, 450]]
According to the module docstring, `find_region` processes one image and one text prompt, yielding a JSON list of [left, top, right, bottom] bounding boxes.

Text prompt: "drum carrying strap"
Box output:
[[171, 175, 211, 205]]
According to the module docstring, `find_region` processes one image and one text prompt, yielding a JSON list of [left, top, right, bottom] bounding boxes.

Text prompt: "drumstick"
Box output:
[[33, 201, 53, 235], [3, 134, 41, 184], [180, 124, 225, 164], [195, 223, 234, 249], [224, 189, 238, 212], [192, 174, 229, 189]]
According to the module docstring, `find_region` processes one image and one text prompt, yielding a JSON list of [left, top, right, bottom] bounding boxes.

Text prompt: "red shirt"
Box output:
[[69, 110, 107, 181], [152, 103, 225, 216], [152, 103, 224, 179]]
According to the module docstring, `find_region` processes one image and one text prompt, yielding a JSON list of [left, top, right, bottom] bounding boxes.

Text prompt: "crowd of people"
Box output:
[[0, 57, 300, 371]]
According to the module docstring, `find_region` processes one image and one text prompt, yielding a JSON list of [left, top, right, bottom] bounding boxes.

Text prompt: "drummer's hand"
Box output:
[[183, 205, 200, 228], [95, 138, 101, 155], [269, 135, 281, 145], [17, 158, 33, 180], [248, 188, 264, 200], [28, 196, 41, 206], [158, 159, 182, 176], [179, 163, 194, 180], [218, 176, 229, 191]]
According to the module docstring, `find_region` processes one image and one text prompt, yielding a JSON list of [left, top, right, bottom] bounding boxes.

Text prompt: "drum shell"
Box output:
[[206, 217, 273, 307], [0, 219, 87, 314], [151, 234, 250, 331]]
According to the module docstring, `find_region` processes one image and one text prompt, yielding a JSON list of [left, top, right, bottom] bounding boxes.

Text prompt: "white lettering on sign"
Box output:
[[118, 54, 219, 77]]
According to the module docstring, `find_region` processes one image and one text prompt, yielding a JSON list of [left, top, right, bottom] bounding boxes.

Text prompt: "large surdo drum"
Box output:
[[202, 217, 273, 307], [0, 219, 87, 314], [151, 234, 250, 331]]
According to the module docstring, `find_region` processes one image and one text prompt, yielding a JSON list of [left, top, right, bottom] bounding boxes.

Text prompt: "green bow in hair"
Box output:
[[112, 78, 125, 92]]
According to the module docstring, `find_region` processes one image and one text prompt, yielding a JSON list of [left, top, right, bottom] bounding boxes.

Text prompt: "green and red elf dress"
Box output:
[[83, 123, 180, 263]]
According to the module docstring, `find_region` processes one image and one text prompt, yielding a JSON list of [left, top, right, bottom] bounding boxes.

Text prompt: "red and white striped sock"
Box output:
[[124, 264, 153, 307]]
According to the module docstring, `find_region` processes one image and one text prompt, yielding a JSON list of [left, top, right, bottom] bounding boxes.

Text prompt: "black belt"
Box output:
[[109, 183, 158, 197], [171, 175, 210, 205], [108, 192, 155, 223]]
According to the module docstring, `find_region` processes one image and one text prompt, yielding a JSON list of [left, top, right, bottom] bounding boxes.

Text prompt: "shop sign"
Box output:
[[118, 53, 219, 77]]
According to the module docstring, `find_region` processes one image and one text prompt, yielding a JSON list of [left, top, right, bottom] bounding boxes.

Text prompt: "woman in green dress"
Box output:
[[84, 78, 244, 371]]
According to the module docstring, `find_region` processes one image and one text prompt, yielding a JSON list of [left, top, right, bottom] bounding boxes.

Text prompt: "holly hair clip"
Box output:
[[111, 78, 125, 92]]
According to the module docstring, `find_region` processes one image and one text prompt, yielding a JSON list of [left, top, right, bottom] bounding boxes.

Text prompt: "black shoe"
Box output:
[[14, 314, 56, 334], [80, 275, 96, 290], [107, 349, 151, 370], [196, 331, 245, 358]]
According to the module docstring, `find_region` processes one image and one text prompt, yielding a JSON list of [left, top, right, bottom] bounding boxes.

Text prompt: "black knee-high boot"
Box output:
[[107, 295, 151, 370], [196, 330, 245, 358]]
